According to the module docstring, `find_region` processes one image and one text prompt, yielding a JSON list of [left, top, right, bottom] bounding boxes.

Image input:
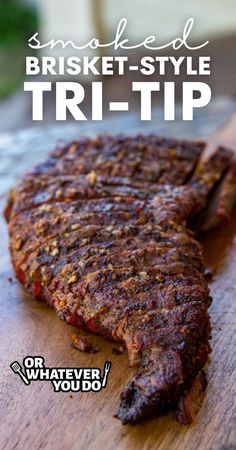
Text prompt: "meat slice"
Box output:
[[5, 135, 236, 425]]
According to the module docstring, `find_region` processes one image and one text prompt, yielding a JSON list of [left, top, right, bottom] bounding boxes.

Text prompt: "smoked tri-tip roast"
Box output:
[[5, 135, 236, 424]]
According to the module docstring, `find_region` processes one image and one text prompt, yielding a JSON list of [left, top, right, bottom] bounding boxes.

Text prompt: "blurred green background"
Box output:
[[0, 0, 235, 132], [0, 0, 38, 98]]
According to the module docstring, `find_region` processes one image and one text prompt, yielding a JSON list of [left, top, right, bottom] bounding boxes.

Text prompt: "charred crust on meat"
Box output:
[[5, 134, 236, 425]]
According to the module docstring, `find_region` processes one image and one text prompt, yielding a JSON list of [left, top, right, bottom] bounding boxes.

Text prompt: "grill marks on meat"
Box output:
[[5, 135, 236, 425]]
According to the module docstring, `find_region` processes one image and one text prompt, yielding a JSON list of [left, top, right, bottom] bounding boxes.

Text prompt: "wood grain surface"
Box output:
[[0, 109, 236, 450]]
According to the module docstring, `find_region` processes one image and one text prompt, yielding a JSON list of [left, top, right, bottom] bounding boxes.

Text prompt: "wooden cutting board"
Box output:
[[0, 115, 236, 450]]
